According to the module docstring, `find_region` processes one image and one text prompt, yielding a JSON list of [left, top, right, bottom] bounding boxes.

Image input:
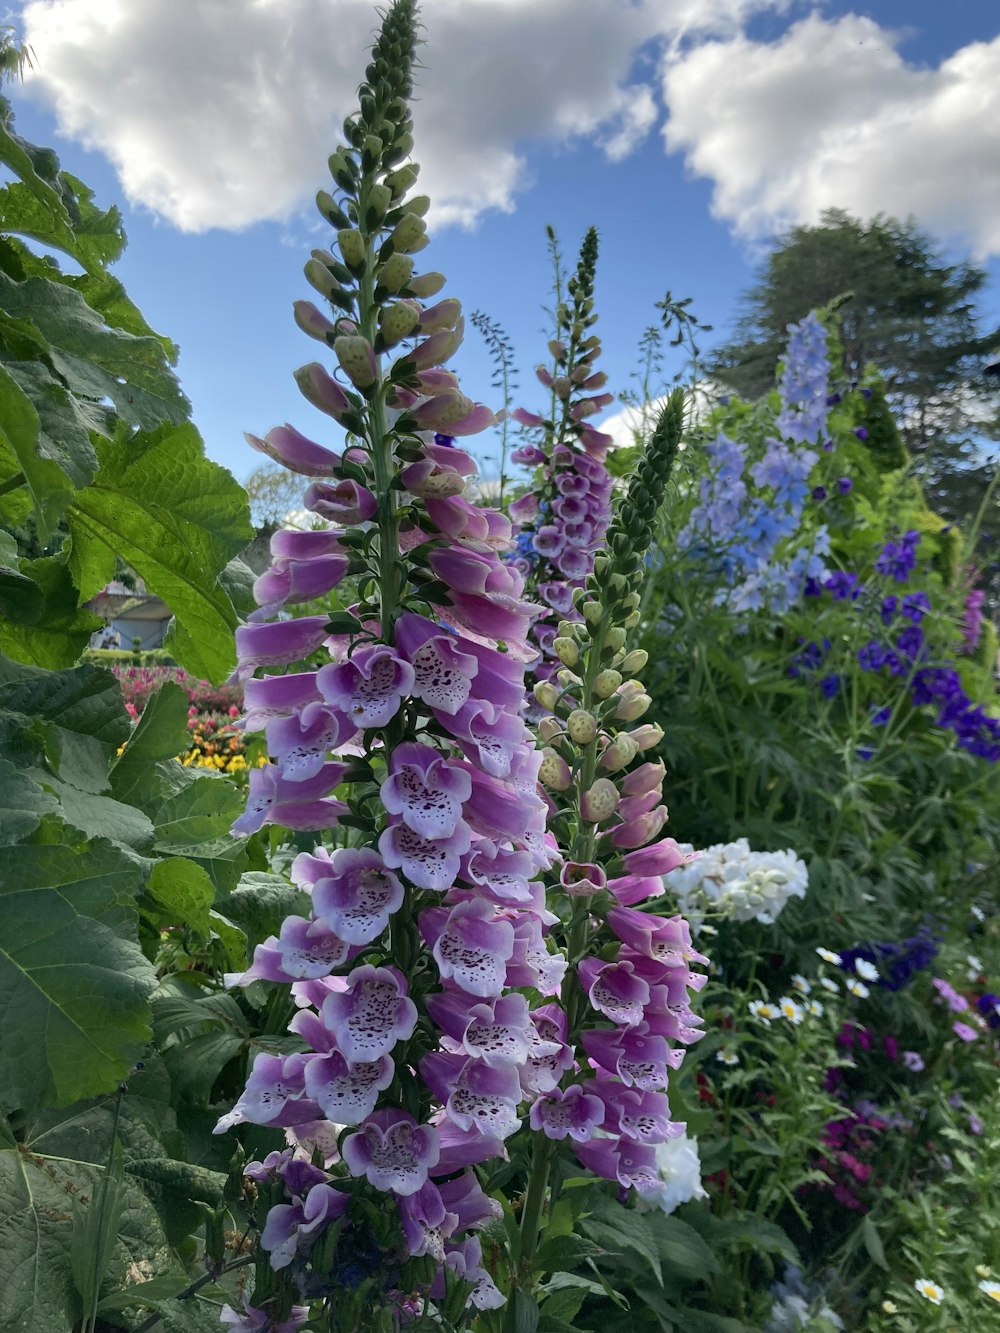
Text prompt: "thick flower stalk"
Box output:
[[506, 391, 709, 1306], [507, 227, 615, 678], [218, 4, 557, 1324]]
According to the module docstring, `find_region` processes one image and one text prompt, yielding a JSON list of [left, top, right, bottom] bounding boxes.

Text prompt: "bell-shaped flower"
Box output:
[[381, 742, 472, 841], [579, 957, 650, 1027], [245, 422, 341, 476], [214, 1052, 320, 1134], [439, 1236, 507, 1311], [242, 671, 322, 731], [506, 915, 567, 995], [379, 819, 470, 891], [318, 643, 415, 730], [608, 908, 711, 968], [260, 1182, 349, 1269], [529, 1084, 605, 1142], [426, 991, 534, 1067], [397, 1180, 457, 1261], [606, 872, 664, 907], [303, 1049, 394, 1125], [300, 846, 405, 945], [293, 360, 355, 422], [438, 1170, 502, 1232], [463, 840, 537, 905], [235, 616, 331, 673], [560, 861, 607, 896], [220, 1294, 309, 1332], [231, 762, 349, 835], [342, 1108, 440, 1196], [623, 839, 696, 877], [574, 1136, 660, 1194], [225, 914, 348, 987], [594, 1077, 683, 1145], [253, 553, 350, 613], [319, 964, 418, 1062], [610, 805, 669, 849], [421, 1052, 522, 1139], [429, 547, 543, 646], [581, 1025, 680, 1091], [304, 478, 377, 524], [441, 698, 528, 779], [264, 706, 353, 783], [421, 898, 515, 997], [394, 613, 479, 715]]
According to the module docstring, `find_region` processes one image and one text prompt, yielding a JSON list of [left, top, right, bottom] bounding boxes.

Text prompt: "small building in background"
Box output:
[[86, 579, 173, 650]]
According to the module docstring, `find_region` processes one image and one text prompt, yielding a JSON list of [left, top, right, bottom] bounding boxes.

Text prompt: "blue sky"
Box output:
[[10, 0, 1000, 485]]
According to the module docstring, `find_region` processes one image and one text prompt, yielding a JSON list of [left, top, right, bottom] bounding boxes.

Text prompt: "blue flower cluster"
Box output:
[[681, 313, 833, 613], [838, 926, 941, 992], [799, 535, 1000, 763], [977, 992, 1000, 1030]]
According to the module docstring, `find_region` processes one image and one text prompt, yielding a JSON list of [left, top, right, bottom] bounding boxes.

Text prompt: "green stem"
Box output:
[[83, 1083, 125, 1333], [0, 469, 25, 499], [132, 1255, 254, 1332]]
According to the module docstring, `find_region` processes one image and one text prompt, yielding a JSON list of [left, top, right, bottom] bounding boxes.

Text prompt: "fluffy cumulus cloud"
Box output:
[[18, 0, 792, 233], [661, 13, 1000, 257], [19, 0, 669, 231]]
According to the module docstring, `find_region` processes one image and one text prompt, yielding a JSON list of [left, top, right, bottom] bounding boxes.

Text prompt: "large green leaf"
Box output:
[[226, 871, 311, 950], [151, 773, 250, 894], [0, 755, 57, 843], [68, 423, 254, 679], [109, 679, 190, 805], [0, 555, 102, 667], [146, 857, 215, 938], [0, 358, 71, 536], [0, 268, 188, 429], [0, 836, 156, 1112]]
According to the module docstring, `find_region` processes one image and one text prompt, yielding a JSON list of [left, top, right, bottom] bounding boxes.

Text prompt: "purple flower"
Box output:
[[226, 914, 348, 986], [977, 993, 1000, 1030], [820, 673, 841, 699], [379, 819, 471, 891], [932, 977, 969, 1012], [854, 427, 869, 440], [837, 476, 853, 494], [425, 991, 534, 1066], [953, 1021, 978, 1042], [811, 485, 828, 501], [342, 1109, 440, 1196], [875, 533, 920, 583], [421, 1051, 522, 1138], [902, 1050, 925, 1072], [302, 1050, 394, 1124], [901, 591, 930, 624], [299, 846, 405, 945], [530, 1084, 605, 1142], [380, 741, 472, 840], [231, 762, 348, 835], [824, 571, 860, 602], [319, 965, 418, 1062], [260, 1181, 348, 1269], [214, 1052, 319, 1133], [318, 644, 415, 730], [421, 898, 516, 997], [857, 640, 885, 672], [221, 1296, 310, 1332], [235, 615, 331, 673], [579, 958, 650, 1026]]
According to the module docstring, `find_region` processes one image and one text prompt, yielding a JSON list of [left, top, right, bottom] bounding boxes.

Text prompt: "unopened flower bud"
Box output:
[[367, 182, 393, 221], [582, 602, 602, 627], [379, 252, 415, 293], [616, 690, 651, 722], [408, 271, 446, 298], [621, 760, 665, 798], [556, 669, 580, 691], [537, 716, 562, 742], [606, 627, 627, 652], [379, 302, 420, 346], [582, 778, 619, 823], [539, 747, 572, 791], [533, 681, 558, 711], [386, 164, 419, 197], [338, 228, 366, 270], [390, 213, 428, 253], [621, 649, 648, 675], [630, 723, 663, 752], [334, 335, 377, 389], [554, 637, 578, 667], [600, 732, 638, 772], [624, 610, 641, 629], [401, 194, 431, 216], [594, 668, 623, 699], [566, 709, 597, 744]]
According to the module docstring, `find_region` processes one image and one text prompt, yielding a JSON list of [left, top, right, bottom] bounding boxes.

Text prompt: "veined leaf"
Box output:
[[0, 835, 156, 1112], [68, 422, 254, 679], [0, 359, 71, 537], [0, 556, 101, 667]]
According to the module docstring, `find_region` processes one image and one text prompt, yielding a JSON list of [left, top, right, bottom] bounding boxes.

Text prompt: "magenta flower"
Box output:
[[381, 742, 472, 840], [422, 1051, 522, 1138], [225, 914, 348, 986], [953, 1021, 978, 1042], [318, 643, 415, 729], [214, 1052, 320, 1134], [231, 762, 349, 835], [260, 1181, 349, 1268], [421, 898, 516, 997], [425, 992, 534, 1066], [319, 965, 418, 1062], [394, 612, 479, 715], [398, 1180, 455, 1260], [235, 616, 331, 672], [607, 907, 710, 968], [246, 421, 341, 476], [379, 820, 470, 891], [529, 1084, 604, 1142], [595, 1080, 682, 1144], [266, 706, 354, 783], [299, 846, 405, 945], [303, 1050, 394, 1124], [579, 957, 650, 1026], [242, 671, 322, 730], [581, 1025, 680, 1090], [253, 553, 350, 612], [622, 838, 694, 877], [342, 1109, 440, 1196]]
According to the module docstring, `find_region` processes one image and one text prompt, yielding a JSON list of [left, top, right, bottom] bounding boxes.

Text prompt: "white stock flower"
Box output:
[[639, 1135, 708, 1215], [665, 838, 808, 928]]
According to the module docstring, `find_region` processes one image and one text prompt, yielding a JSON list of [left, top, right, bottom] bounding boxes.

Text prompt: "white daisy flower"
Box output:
[[979, 1279, 1000, 1304], [855, 959, 879, 981], [748, 1000, 778, 1025], [880, 1300, 897, 1314], [778, 996, 805, 1024], [966, 954, 983, 980], [914, 1278, 944, 1305], [816, 947, 841, 965], [976, 1265, 993, 1280], [807, 1000, 824, 1017], [820, 977, 840, 994], [970, 904, 985, 922], [846, 979, 870, 998], [716, 1047, 739, 1066], [791, 974, 811, 994]]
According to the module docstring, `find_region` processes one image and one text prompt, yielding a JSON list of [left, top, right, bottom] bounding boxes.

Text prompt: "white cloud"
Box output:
[[18, 0, 796, 234], [661, 13, 1000, 258], [19, 0, 667, 232]]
